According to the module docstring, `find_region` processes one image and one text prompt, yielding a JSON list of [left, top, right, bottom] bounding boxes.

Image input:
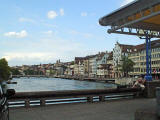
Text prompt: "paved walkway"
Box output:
[[10, 98, 156, 120]]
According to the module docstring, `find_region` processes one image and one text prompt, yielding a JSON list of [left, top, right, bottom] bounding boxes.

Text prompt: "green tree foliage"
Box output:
[[70, 61, 74, 65], [11, 68, 21, 75], [0, 58, 10, 81], [23, 69, 44, 75], [120, 56, 135, 77], [24, 69, 35, 75]]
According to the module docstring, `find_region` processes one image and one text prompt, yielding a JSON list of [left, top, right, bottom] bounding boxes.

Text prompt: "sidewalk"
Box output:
[[10, 98, 156, 120]]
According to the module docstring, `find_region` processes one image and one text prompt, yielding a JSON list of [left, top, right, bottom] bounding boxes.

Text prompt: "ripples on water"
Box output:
[[8, 77, 117, 92]]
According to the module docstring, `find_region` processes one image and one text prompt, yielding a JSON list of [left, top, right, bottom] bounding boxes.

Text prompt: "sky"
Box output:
[[0, 0, 145, 66]]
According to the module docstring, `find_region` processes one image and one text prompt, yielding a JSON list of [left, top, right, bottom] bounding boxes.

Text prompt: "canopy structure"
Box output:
[[99, 0, 160, 81], [99, 0, 160, 38]]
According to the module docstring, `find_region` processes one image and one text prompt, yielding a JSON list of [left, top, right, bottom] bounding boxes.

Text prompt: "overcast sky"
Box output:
[[1, 0, 145, 66]]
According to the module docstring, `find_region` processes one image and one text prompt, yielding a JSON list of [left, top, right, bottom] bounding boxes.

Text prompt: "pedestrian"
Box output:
[[132, 76, 145, 90]]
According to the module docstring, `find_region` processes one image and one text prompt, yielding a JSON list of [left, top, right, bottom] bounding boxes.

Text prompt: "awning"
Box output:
[[99, 0, 160, 38]]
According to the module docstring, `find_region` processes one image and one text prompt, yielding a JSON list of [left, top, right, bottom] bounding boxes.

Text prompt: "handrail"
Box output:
[[8, 88, 142, 107], [9, 88, 141, 100]]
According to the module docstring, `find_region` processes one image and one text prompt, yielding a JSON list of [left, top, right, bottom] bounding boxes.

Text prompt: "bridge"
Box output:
[[8, 86, 158, 120], [10, 98, 156, 120]]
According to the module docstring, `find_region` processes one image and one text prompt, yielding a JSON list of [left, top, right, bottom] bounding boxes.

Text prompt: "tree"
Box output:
[[11, 68, 21, 75], [0, 58, 11, 81], [120, 56, 135, 77]]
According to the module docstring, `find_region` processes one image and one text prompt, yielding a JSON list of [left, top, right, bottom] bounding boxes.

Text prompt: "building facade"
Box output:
[[113, 42, 134, 78], [129, 39, 160, 79]]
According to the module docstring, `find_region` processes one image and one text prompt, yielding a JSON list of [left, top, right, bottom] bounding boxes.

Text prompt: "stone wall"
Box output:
[[145, 81, 160, 98], [115, 77, 137, 85]]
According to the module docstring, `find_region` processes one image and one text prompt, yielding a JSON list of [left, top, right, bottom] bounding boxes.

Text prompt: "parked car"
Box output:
[[0, 84, 15, 120]]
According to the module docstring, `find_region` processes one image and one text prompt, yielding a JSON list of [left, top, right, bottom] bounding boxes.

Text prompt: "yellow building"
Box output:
[[129, 39, 160, 79]]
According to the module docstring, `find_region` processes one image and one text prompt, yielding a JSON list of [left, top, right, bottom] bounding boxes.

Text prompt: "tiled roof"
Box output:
[[108, 52, 113, 60], [85, 55, 97, 59], [118, 43, 135, 53], [75, 57, 85, 64], [118, 39, 160, 53], [132, 39, 160, 52], [96, 52, 106, 61]]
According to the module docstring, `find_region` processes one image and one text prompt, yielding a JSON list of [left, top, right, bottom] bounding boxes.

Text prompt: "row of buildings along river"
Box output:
[[11, 39, 160, 79]]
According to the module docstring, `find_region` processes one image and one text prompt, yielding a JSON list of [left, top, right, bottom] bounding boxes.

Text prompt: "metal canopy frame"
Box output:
[[99, 0, 160, 81], [99, 0, 160, 38]]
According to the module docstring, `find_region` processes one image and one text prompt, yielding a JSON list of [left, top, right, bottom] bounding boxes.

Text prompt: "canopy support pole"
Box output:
[[144, 33, 152, 81]]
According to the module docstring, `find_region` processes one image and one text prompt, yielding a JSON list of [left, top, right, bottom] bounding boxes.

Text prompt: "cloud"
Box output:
[[47, 11, 58, 19], [47, 9, 64, 19], [1, 36, 89, 65], [81, 12, 88, 17], [60, 8, 64, 16], [19, 17, 35, 23], [4, 30, 28, 38], [121, 0, 134, 6], [3, 52, 57, 62]]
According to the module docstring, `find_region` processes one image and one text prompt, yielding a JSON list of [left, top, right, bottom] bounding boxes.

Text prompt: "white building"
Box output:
[[89, 55, 97, 77], [74, 57, 85, 76], [113, 42, 134, 77], [96, 52, 109, 78]]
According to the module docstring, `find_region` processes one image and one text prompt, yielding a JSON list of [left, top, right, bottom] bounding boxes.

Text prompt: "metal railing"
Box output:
[[8, 88, 142, 108]]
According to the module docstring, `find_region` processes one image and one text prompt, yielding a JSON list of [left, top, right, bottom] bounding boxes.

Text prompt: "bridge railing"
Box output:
[[8, 88, 142, 108]]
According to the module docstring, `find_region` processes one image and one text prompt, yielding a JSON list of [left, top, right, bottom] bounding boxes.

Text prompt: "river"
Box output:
[[7, 77, 117, 92]]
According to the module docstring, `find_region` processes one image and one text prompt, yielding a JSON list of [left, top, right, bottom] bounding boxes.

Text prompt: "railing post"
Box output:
[[87, 96, 93, 102], [99, 96, 105, 102], [25, 99, 30, 107], [40, 99, 46, 106]]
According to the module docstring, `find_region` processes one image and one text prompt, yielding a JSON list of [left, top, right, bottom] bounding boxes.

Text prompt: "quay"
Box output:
[[10, 98, 156, 120], [12, 75, 116, 83]]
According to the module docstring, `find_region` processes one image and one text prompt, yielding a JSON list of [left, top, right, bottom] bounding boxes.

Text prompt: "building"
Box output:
[[96, 52, 109, 78], [64, 62, 74, 76], [74, 57, 85, 76], [88, 55, 97, 77], [54, 60, 66, 76], [113, 42, 134, 78], [129, 39, 160, 79], [83, 57, 90, 77], [106, 52, 114, 78]]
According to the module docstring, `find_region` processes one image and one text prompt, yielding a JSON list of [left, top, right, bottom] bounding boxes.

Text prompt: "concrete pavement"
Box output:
[[10, 98, 156, 120]]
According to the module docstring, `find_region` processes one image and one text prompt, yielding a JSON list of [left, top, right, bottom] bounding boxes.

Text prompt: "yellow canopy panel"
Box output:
[[99, 0, 160, 37], [128, 4, 160, 28]]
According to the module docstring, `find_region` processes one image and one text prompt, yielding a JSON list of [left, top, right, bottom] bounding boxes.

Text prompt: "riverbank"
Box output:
[[54, 75, 115, 83], [12, 75, 115, 83]]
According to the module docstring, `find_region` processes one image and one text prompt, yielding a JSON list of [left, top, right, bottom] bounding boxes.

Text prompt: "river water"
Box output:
[[7, 77, 117, 92]]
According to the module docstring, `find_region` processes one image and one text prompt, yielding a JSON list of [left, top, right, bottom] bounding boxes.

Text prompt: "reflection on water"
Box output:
[[8, 77, 116, 92]]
